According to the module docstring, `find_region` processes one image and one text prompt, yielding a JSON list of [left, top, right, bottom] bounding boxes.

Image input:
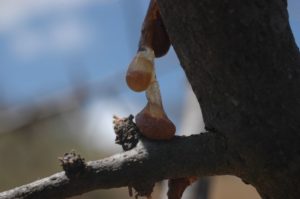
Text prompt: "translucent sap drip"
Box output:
[[126, 47, 155, 92]]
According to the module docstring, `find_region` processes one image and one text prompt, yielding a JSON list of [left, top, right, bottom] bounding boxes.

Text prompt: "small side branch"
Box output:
[[0, 133, 233, 199]]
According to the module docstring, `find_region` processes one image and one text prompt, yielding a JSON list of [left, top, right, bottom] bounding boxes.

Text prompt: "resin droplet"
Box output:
[[136, 103, 176, 140], [135, 80, 176, 140], [126, 47, 155, 92]]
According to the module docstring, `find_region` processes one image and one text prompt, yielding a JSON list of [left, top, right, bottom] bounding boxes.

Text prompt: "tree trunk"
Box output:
[[157, 0, 300, 198]]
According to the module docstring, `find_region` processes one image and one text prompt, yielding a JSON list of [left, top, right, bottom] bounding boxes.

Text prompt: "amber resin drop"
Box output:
[[135, 80, 176, 140], [126, 48, 154, 92], [135, 103, 176, 140]]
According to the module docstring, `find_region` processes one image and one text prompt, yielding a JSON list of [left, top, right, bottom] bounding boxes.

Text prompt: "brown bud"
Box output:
[[126, 47, 155, 92]]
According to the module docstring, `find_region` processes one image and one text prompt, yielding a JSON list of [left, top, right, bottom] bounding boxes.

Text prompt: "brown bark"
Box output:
[[157, 0, 300, 198]]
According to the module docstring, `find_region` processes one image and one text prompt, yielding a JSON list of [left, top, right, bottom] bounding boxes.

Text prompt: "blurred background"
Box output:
[[0, 0, 299, 198]]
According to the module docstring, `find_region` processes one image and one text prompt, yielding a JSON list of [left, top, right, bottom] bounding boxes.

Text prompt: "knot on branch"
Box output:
[[58, 151, 86, 178], [113, 115, 140, 151], [167, 177, 198, 199], [129, 181, 155, 199]]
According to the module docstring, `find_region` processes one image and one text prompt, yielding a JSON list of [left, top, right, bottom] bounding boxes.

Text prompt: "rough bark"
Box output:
[[1, 1, 300, 199], [157, 0, 300, 198], [0, 134, 231, 199]]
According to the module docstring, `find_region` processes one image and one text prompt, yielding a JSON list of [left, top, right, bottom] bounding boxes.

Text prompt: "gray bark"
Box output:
[[1, 1, 300, 198], [0, 134, 231, 199], [157, 0, 300, 198]]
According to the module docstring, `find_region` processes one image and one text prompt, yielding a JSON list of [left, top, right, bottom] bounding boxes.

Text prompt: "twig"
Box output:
[[0, 133, 232, 199]]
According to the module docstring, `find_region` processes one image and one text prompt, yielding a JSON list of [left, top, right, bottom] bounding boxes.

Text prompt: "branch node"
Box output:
[[132, 181, 155, 199], [113, 115, 140, 151], [167, 177, 198, 199], [58, 150, 86, 178]]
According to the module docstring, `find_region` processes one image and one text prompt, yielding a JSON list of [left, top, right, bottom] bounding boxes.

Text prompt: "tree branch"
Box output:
[[0, 132, 233, 199]]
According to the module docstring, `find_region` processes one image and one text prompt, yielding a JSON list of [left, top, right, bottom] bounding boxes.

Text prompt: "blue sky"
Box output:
[[0, 0, 187, 147], [0, 0, 298, 151], [0, 0, 298, 107], [0, 0, 141, 102]]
